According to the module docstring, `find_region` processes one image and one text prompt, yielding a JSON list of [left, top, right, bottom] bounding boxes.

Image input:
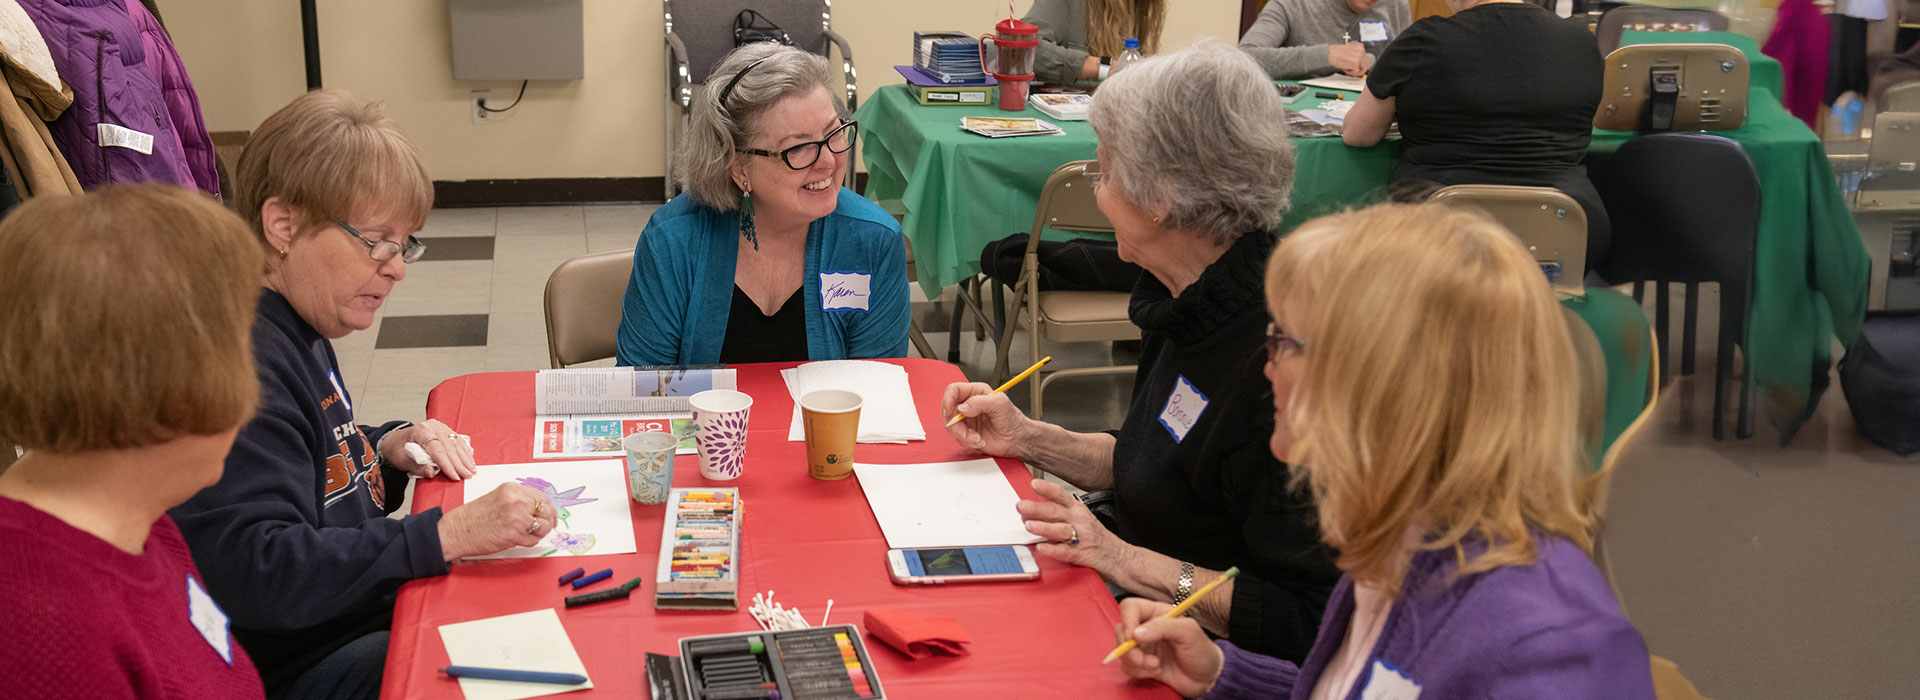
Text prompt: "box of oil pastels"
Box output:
[[677, 626, 885, 700]]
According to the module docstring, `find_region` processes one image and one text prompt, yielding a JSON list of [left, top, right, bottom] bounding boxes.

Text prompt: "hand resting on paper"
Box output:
[[1017, 479, 1128, 574], [437, 484, 556, 562], [1115, 598, 1225, 698], [382, 418, 478, 480]]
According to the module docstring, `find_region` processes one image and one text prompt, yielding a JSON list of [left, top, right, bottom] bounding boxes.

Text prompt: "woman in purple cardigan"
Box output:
[[1115, 203, 1655, 699]]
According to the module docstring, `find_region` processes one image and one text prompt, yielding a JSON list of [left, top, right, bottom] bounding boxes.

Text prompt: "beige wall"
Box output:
[[161, 0, 1238, 184]]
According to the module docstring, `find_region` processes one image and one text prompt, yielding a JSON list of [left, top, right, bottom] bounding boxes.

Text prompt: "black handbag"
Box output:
[[733, 10, 791, 47]]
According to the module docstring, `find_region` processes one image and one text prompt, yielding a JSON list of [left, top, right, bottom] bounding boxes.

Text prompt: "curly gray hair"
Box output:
[[1088, 40, 1295, 245], [678, 43, 848, 211]]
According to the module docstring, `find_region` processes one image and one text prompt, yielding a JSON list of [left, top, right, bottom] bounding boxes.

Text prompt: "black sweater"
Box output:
[[170, 290, 449, 691], [1109, 230, 1339, 663]]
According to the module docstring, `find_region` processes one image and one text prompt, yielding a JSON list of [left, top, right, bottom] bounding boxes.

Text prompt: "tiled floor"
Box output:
[[353, 205, 1918, 700]]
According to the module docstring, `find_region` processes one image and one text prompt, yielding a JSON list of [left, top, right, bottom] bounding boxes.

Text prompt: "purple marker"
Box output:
[[557, 567, 586, 586], [570, 568, 613, 589]]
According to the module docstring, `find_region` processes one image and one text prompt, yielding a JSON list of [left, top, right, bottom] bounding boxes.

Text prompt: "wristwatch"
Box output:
[[1098, 55, 1112, 80], [1173, 561, 1195, 604]]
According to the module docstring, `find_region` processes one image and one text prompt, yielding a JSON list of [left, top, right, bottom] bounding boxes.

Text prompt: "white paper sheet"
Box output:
[[438, 608, 592, 700], [461, 460, 636, 560], [853, 458, 1044, 549], [782, 360, 926, 443], [1300, 74, 1366, 92]]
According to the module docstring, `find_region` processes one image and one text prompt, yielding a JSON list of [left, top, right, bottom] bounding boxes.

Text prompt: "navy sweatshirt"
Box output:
[[1110, 230, 1341, 664], [171, 289, 449, 691]]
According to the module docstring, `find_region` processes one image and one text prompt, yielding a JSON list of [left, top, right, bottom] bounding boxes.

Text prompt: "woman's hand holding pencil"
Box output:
[[939, 358, 1051, 457], [1111, 596, 1228, 697]]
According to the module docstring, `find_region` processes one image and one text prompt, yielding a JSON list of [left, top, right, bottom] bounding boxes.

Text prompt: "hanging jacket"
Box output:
[[0, 0, 81, 199], [14, 0, 216, 195]]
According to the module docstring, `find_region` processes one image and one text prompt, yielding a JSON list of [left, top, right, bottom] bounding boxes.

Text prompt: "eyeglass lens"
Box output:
[[781, 122, 857, 170]]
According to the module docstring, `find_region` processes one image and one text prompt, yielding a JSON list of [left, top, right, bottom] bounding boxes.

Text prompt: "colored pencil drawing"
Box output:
[[463, 459, 638, 560], [517, 477, 600, 528], [540, 531, 598, 557]]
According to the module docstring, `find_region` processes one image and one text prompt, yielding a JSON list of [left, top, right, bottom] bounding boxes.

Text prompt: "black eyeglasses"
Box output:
[[334, 218, 426, 263], [736, 120, 857, 171], [1265, 322, 1305, 358]]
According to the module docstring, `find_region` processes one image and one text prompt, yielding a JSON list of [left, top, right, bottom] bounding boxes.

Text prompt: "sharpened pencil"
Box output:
[[1101, 566, 1239, 665], [945, 356, 1052, 427]]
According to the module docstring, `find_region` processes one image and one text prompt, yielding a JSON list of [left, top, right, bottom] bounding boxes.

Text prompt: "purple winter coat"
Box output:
[[15, 0, 217, 195]]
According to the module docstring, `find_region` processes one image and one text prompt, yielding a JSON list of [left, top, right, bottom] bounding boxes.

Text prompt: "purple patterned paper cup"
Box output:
[[689, 389, 754, 480]]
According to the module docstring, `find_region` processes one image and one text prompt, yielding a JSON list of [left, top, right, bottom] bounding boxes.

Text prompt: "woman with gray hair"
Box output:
[[941, 41, 1338, 663], [617, 43, 909, 366]]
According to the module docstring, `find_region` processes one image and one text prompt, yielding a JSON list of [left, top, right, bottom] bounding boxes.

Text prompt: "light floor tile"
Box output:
[[587, 230, 642, 255], [354, 346, 489, 424], [496, 206, 586, 237], [383, 261, 494, 317], [485, 311, 553, 372], [420, 208, 496, 238], [583, 204, 655, 235]]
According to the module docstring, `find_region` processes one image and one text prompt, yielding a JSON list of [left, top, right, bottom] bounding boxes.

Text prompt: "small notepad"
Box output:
[[438, 609, 592, 700]]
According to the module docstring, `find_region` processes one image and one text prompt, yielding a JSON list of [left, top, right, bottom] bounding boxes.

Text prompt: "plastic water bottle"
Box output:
[[1111, 37, 1143, 77]]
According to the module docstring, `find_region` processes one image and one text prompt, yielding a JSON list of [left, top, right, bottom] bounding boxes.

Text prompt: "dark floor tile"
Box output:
[[415, 236, 494, 262], [376, 314, 490, 349]]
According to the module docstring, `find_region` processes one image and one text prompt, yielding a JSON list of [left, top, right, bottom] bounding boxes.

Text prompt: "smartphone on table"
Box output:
[[886, 545, 1040, 584]]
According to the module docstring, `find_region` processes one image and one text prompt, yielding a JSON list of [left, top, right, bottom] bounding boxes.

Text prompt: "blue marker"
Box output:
[[570, 568, 613, 589], [441, 665, 587, 685], [557, 567, 586, 586]]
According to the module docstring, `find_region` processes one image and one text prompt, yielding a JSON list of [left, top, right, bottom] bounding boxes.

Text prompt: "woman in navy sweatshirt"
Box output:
[[169, 90, 557, 700], [1113, 203, 1654, 699]]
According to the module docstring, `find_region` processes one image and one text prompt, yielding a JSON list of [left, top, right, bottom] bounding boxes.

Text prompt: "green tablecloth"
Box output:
[[1564, 288, 1657, 468], [858, 59, 1868, 436]]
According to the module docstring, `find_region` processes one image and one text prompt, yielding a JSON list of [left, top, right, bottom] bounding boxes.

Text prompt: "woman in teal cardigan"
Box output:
[[617, 43, 908, 366]]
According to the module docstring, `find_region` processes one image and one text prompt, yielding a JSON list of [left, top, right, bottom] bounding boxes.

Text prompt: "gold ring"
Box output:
[[526, 520, 541, 536], [425, 435, 441, 442], [532, 501, 544, 518], [1068, 525, 1080, 547], [440, 433, 456, 441]]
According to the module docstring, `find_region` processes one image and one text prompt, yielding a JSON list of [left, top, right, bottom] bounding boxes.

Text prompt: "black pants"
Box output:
[[978, 233, 1142, 292]]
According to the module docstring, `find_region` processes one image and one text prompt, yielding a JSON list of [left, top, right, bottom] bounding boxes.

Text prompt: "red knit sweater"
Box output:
[[0, 497, 264, 699]]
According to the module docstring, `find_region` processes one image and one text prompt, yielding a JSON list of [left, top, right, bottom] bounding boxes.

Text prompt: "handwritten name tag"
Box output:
[[187, 575, 234, 665], [1361, 660, 1422, 700], [820, 272, 871, 312], [1359, 20, 1390, 43], [1157, 375, 1209, 443]]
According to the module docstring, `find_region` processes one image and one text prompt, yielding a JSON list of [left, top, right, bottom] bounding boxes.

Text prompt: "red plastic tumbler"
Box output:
[[980, 18, 1038, 111]]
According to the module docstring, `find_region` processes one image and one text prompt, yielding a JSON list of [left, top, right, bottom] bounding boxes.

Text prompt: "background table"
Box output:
[[381, 358, 1174, 699], [856, 34, 1868, 437]]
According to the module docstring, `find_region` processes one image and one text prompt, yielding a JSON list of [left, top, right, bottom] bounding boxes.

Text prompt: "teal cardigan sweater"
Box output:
[[616, 189, 910, 366]]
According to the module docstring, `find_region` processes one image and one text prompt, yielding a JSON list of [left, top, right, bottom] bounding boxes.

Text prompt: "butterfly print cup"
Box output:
[[689, 389, 754, 480]]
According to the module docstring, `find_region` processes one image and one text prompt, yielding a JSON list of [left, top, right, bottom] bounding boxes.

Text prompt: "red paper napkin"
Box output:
[[862, 609, 971, 659]]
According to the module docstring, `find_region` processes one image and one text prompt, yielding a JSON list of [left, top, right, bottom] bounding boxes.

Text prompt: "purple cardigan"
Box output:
[[1204, 537, 1655, 700], [16, 0, 218, 195]]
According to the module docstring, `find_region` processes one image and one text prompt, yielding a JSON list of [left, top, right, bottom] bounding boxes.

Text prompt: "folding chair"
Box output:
[[1428, 184, 1589, 294], [544, 248, 636, 368]]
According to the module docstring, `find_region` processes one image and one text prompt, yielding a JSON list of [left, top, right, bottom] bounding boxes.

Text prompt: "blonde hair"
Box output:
[[235, 89, 432, 252], [1087, 0, 1165, 57], [1265, 203, 1592, 597], [0, 185, 261, 452]]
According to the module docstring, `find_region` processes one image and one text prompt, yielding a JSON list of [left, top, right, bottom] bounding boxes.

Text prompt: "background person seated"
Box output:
[[1115, 203, 1654, 699], [1342, 0, 1609, 267], [942, 42, 1339, 663], [170, 90, 557, 700], [617, 43, 908, 366], [0, 185, 268, 699], [1024, 0, 1166, 84], [1239, 0, 1410, 79]]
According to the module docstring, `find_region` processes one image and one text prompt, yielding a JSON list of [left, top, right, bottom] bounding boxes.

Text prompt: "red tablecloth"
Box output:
[[381, 358, 1175, 699]]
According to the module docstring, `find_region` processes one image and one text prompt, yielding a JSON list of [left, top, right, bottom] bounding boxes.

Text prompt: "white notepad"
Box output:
[[782, 360, 926, 443], [1301, 74, 1367, 92], [437, 608, 592, 700], [853, 459, 1044, 549]]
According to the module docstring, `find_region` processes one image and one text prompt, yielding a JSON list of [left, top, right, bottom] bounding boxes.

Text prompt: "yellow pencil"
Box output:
[[943, 356, 1053, 428], [1100, 566, 1239, 665]]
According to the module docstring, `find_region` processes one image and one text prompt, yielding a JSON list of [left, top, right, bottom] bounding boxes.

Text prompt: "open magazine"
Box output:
[[531, 367, 736, 459]]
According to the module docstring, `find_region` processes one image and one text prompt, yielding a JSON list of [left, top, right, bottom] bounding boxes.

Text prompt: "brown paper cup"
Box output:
[[800, 389, 862, 480]]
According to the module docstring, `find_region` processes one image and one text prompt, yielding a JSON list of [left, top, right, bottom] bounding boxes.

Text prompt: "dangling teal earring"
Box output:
[[739, 187, 759, 251]]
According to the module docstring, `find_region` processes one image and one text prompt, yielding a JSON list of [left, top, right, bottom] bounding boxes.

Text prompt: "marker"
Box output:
[[945, 356, 1052, 427], [1101, 566, 1239, 664], [440, 665, 587, 685], [1315, 91, 1343, 100], [557, 567, 586, 586], [563, 577, 643, 608], [570, 568, 613, 589]]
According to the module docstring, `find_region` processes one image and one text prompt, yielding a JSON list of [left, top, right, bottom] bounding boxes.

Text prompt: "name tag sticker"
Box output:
[[1361, 659, 1422, 700], [1157, 375, 1209, 443], [187, 575, 234, 666], [97, 123, 155, 155], [1359, 20, 1390, 43], [820, 271, 871, 312]]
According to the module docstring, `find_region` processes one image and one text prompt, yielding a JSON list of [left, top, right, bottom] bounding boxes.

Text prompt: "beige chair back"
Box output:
[[1428, 184, 1588, 296], [544, 248, 636, 368], [1882, 81, 1920, 114], [1594, 43, 1749, 131]]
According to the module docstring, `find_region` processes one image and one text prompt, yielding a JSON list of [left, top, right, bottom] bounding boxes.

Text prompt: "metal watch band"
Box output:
[[1173, 561, 1195, 604]]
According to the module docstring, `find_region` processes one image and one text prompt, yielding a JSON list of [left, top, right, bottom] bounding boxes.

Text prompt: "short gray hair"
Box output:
[[1088, 40, 1295, 244], [678, 43, 847, 211]]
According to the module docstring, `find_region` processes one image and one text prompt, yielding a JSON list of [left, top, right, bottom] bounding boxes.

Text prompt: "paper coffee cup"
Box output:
[[799, 389, 862, 480], [623, 431, 678, 504], [689, 389, 753, 480]]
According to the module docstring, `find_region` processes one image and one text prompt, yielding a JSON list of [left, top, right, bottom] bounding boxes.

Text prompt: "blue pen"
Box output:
[[570, 568, 613, 589], [440, 665, 587, 685]]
